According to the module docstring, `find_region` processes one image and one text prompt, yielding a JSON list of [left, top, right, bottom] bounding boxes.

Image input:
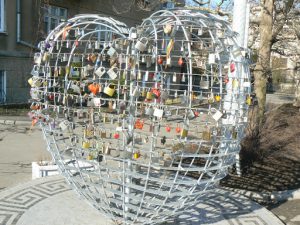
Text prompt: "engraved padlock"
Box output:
[[135, 37, 148, 52]]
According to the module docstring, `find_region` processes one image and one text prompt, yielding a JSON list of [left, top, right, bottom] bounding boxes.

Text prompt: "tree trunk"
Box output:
[[254, 0, 274, 129], [294, 78, 300, 107]]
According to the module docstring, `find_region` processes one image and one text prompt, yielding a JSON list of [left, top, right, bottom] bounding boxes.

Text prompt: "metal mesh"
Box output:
[[29, 9, 251, 225]]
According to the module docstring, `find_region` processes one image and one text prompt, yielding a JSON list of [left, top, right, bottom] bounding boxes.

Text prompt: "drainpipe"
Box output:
[[232, 0, 249, 177], [16, 0, 37, 49]]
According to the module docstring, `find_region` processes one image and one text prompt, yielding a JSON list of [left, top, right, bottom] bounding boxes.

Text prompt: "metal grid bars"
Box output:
[[28, 9, 251, 225]]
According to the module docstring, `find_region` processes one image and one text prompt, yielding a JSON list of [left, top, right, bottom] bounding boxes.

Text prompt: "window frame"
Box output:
[[0, 71, 7, 103], [0, 0, 6, 33]]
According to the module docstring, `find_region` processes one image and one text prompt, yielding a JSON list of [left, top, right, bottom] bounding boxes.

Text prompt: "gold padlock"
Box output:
[[82, 141, 90, 149], [141, 90, 146, 97], [246, 95, 251, 105], [146, 91, 153, 100], [133, 152, 140, 159], [181, 129, 188, 138], [87, 154, 93, 160], [103, 83, 115, 97]]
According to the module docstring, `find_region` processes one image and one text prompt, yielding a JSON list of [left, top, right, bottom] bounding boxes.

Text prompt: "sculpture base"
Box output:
[[0, 176, 283, 225]]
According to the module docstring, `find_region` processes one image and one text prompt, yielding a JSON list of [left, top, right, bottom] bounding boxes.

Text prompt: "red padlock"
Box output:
[[178, 57, 184, 66], [224, 75, 229, 84], [166, 125, 171, 132], [157, 56, 163, 65], [114, 133, 120, 139], [152, 88, 161, 98], [230, 62, 235, 73], [176, 125, 181, 133]]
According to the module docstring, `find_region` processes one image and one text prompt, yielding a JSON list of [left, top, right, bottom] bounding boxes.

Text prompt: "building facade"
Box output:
[[0, 0, 151, 104]]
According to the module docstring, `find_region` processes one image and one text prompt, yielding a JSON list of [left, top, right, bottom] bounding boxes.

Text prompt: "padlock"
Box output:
[[87, 154, 93, 160], [103, 83, 115, 97], [34, 53, 42, 64], [152, 88, 160, 99], [107, 47, 117, 57], [30, 102, 40, 110], [94, 66, 106, 77], [100, 131, 106, 138], [28, 77, 42, 88], [42, 52, 50, 62], [104, 145, 111, 155], [160, 90, 168, 100], [131, 86, 140, 97], [153, 108, 164, 118], [146, 90, 153, 100], [232, 79, 239, 88], [176, 124, 181, 133], [133, 152, 140, 159], [135, 37, 148, 52], [163, 23, 172, 34], [181, 128, 188, 138], [145, 107, 154, 116], [30, 65, 39, 76], [107, 67, 118, 79], [134, 119, 144, 129], [200, 76, 209, 90], [246, 95, 252, 105], [59, 120, 69, 131], [129, 27, 137, 39], [82, 141, 90, 149], [88, 83, 100, 95], [215, 95, 221, 102]]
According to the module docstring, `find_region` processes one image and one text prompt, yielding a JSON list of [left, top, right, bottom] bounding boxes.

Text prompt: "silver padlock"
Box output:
[[107, 47, 117, 57], [94, 66, 106, 77], [107, 67, 118, 79], [135, 37, 148, 52]]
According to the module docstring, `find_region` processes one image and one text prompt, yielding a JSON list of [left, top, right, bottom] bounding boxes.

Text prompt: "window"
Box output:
[[0, 0, 5, 32], [161, 1, 175, 9], [44, 5, 67, 34], [0, 71, 6, 103]]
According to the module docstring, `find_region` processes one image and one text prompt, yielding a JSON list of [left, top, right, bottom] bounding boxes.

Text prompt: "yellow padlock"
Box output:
[[133, 152, 140, 159], [28, 78, 33, 86], [82, 141, 90, 149], [141, 90, 146, 97], [146, 91, 153, 100], [103, 83, 115, 97], [87, 154, 93, 160], [215, 95, 221, 102], [181, 129, 188, 138], [232, 79, 239, 88], [246, 95, 252, 105]]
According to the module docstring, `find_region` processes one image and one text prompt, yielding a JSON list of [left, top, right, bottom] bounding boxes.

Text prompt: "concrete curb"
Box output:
[[0, 119, 32, 126], [222, 186, 300, 204]]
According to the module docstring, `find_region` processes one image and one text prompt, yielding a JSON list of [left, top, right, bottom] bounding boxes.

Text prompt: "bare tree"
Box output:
[[251, 0, 300, 128]]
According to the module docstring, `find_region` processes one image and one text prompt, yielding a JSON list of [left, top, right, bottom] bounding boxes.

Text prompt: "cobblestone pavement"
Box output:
[[0, 176, 284, 225]]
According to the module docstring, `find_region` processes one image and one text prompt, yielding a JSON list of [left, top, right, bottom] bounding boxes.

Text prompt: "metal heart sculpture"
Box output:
[[29, 10, 251, 225]]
